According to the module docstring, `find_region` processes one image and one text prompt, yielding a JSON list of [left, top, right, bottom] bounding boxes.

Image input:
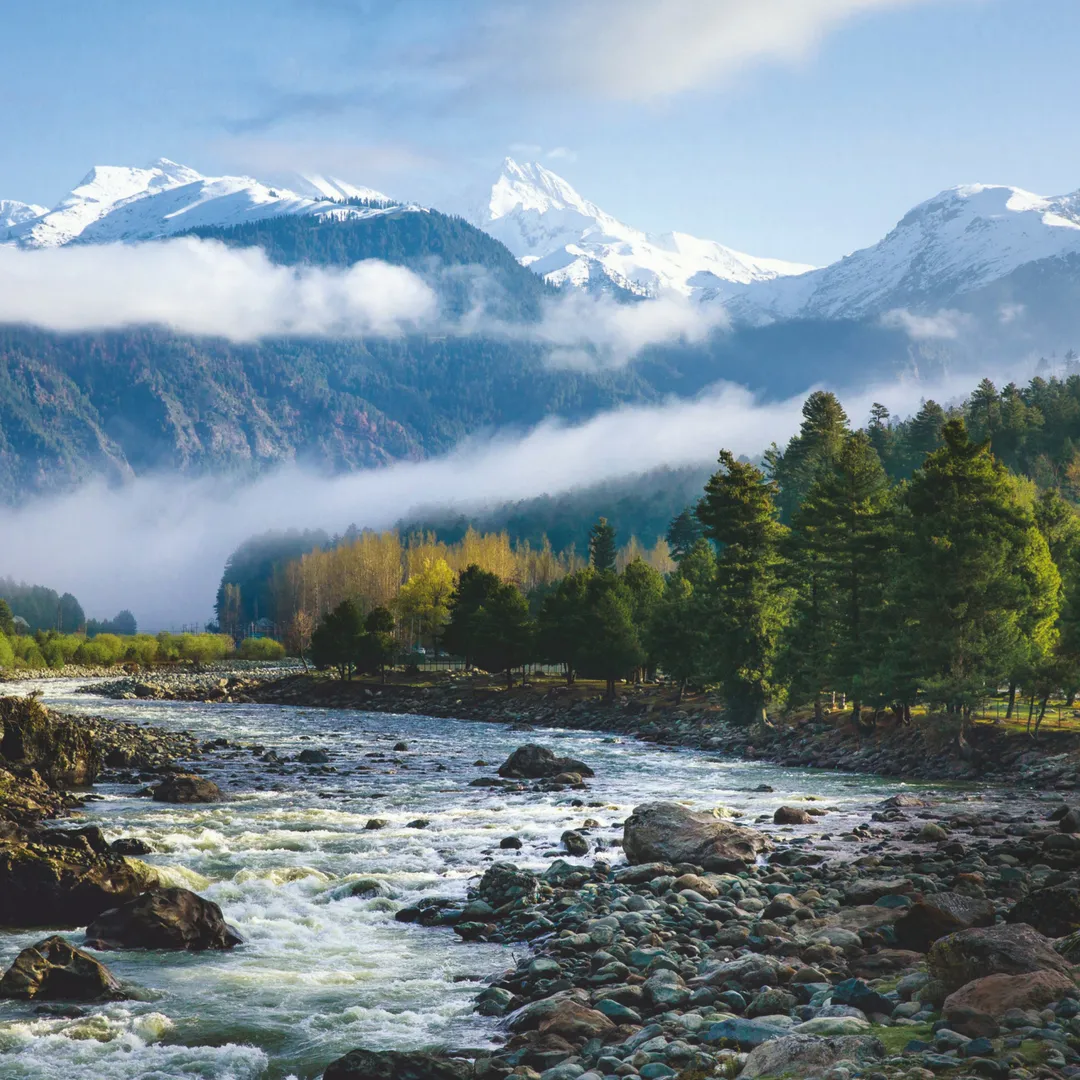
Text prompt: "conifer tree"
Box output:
[[697, 451, 790, 725], [588, 517, 618, 572]]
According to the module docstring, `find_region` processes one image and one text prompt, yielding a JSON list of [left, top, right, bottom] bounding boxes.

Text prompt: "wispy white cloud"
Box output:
[[0, 237, 726, 366], [437, 0, 934, 103], [880, 306, 972, 340]]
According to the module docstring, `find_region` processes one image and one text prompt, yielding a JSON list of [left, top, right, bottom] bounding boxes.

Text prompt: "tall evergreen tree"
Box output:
[[472, 583, 535, 688], [892, 419, 1060, 721], [443, 564, 502, 668], [697, 451, 790, 725], [769, 391, 850, 521], [588, 517, 618, 572], [577, 575, 645, 699], [537, 568, 595, 685], [665, 508, 705, 562]]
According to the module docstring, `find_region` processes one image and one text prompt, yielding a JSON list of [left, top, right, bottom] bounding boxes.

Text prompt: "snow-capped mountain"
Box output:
[[722, 183, 1080, 323], [3, 159, 408, 248], [0, 199, 48, 233], [468, 158, 815, 297]]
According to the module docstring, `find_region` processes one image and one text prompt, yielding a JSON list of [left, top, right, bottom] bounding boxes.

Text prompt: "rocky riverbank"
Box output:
[[216, 673, 1080, 792], [347, 766, 1080, 1080]]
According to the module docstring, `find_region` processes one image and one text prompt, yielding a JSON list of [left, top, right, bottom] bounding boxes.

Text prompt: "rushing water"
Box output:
[[0, 679, 980, 1080]]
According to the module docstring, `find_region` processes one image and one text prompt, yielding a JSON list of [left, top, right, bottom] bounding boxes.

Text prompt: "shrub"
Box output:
[[0, 634, 14, 670], [238, 637, 286, 661], [124, 635, 160, 665]]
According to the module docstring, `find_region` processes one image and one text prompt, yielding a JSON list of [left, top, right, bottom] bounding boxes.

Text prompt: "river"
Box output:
[[0, 679, 979, 1080]]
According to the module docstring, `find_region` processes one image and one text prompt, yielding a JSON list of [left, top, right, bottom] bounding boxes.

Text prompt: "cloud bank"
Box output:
[[0, 368, 1002, 631], [0, 237, 725, 366]]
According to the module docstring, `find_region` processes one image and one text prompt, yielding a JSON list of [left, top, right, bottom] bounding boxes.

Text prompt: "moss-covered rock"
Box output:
[[0, 841, 156, 928], [0, 696, 100, 787]]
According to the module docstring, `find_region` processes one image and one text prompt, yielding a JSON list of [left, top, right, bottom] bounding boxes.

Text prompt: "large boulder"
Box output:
[[741, 1034, 886, 1079], [894, 892, 996, 951], [0, 767, 68, 826], [84, 887, 243, 951], [497, 744, 593, 780], [0, 935, 125, 1001], [774, 806, 814, 825], [623, 801, 772, 870], [505, 991, 615, 1040], [1007, 884, 1080, 938], [323, 1049, 472, 1080], [943, 971, 1077, 1021], [0, 696, 99, 787], [152, 774, 222, 803], [0, 841, 155, 927], [927, 923, 1072, 992]]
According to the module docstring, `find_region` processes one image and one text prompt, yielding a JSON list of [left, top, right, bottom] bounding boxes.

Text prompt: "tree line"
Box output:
[[307, 380, 1080, 737]]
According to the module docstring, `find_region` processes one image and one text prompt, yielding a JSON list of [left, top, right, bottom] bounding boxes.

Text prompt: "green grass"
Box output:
[[871, 1022, 934, 1056]]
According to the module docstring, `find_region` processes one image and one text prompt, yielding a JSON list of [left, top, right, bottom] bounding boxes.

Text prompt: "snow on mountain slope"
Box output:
[[0, 199, 48, 238], [5, 159, 407, 249], [721, 183, 1080, 322], [470, 158, 814, 297]]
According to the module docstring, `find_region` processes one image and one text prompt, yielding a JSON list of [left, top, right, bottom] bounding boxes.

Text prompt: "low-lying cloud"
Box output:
[[0, 368, 1012, 631], [0, 236, 725, 366], [880, 306, 972, 341]]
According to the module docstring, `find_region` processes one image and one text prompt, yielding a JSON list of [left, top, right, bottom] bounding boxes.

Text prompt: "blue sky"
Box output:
[[5, 0, 1080, 265]]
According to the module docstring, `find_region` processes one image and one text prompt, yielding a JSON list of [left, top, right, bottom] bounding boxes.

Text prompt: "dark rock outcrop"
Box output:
[[894, 892, 996, 951], [774, 805, 814, 825], [323, 1048, 472, 1080], [497, 744, 593, 780], [0, 841, 154, 927], [0, 696, 100, 787], [1007, 883, 1080, 938], [84, 887, 243, 951], [151, 774, 222, 803], [622, 801, 771, 870], [0, 935, 125, 1001]]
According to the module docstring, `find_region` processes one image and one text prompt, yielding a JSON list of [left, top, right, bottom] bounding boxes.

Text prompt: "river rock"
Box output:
[[741, 1034, 884, 1079], [894, 892, 996, 951], [84, 886, 243, 950], [1007, 883, 1080, 937], [0, 935, 125, 1001], [0, 841, 155, 927], [151, 774, 222, 803], [476, 863, 540, 908], [506, 992, 615, 1039], [943, 970, 1076, 1021], [774, 806, 814, 825], [497, 744, 594, 780], [323, 1048, 472, 1079], [0, 696, 100, 787], [561, 830, 588, 856], [622, 801, 771, 870], [705, 1017, 792, 1049], [298, 749, 330, 764], [927, 923, 1072, 992], [110, 837, 153, 855]]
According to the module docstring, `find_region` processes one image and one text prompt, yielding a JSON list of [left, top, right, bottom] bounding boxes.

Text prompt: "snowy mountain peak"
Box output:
[[471, 157, 814, 296], [4, 160, 412, 249], [0, 199, 48, 235]]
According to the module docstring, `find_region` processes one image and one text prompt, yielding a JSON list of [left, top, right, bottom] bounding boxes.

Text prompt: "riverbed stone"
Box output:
[[927, 923, 1072, 992], [741, 1033, 886, 1078], [151, 773, 222, 803], [774, 806, 814, 825], [1007, 883, 1080, 937], [498, 745, 594, 780], [894, 893, 996, 951], [0, 935, 125, 1001], [622, 801, 771, 870], [0, 695, 100, 787], [943, 970, 1077, 1020], [84, 886, 243, 951]]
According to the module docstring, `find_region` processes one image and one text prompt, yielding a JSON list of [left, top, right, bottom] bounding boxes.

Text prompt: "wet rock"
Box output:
[[919, 822, 949, 841], [894, 893, 996, 952], [622, 801, 772, 870], [927, 923, 1072, 992], [1058, 807, 1080, 832], [84, 887, 243, 951], [298, 749, 330, 764], [0, 696, 100, 787], [561, 830, 588, 856], [499, 836, 523, 850], [505, 992, 615, 1040], [774, 806, 814, 825], [0, 842, 154, 927], [323, 1048, 472, 1080], [943, 970, 1076, 1020], [1007, 883, 1080, 937], [0, 935, 125, 1001], [497, 744, 594, 780], [831, 978, 894, 1016], [477, 863, 540, 908], [405, 819, 429, 829], [151, 774, 222, 803], [365, 819, 389, 830], [108, 837, 153, 856], [741, 1033, 887, 1079], [393, 742, 409, 752]]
